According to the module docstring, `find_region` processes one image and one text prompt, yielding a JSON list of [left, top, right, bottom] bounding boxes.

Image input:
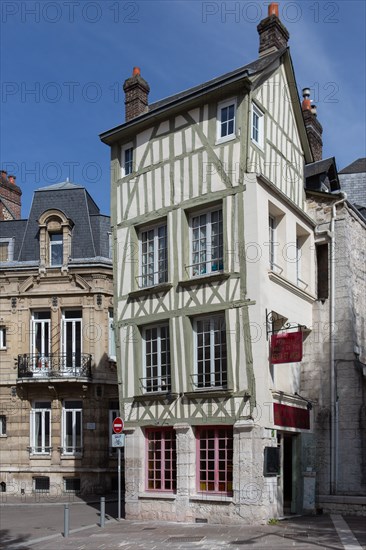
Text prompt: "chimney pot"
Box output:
[[132, 66, 141, 76], [8, 175, 15, 184], [268, 2, 279, 17], [302, 88, 323, 161], [123, 66, 150, 122]]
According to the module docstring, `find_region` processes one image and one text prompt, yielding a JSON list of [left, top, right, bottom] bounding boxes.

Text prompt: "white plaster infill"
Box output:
[[268, 271, 316, 303], [331, 514, 363, 550]]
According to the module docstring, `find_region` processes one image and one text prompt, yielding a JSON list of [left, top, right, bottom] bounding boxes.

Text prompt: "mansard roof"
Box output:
[[0, 182, 111, 265]]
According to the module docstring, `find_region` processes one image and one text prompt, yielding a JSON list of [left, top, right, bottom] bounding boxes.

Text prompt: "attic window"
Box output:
[[217, 99, 236, 143], [251, 103, 264, 149], [0, 238, 14, 262], [50, 233, 63, 266]]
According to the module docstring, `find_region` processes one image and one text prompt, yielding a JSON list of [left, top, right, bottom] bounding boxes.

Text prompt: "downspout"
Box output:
[[329, 192, 347, 494]]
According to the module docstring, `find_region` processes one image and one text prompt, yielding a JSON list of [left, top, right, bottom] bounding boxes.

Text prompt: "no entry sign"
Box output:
[[112, 417, 124, 434]]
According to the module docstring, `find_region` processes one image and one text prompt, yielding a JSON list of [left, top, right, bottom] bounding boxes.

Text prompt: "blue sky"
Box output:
[[1, 0, 365, 217]]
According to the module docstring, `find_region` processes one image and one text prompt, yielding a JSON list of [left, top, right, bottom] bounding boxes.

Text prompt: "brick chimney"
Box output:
[[301, 88, 323, 162], [257, 2, 290, 57], [123, 67, 150, 122], [0, 170, 22, 220]]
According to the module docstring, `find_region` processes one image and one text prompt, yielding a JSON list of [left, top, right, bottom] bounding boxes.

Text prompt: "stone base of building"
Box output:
[[317, 495, 366, 516]]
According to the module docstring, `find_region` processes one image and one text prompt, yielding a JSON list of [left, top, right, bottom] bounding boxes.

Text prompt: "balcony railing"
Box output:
[[140, 375, 171, 394], [191, 371, 227, 390], [17, 353, 92, 379]]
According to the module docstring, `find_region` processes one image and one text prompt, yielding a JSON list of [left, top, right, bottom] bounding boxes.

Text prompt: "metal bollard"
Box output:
[[64, 503, 69, 538], [100, 496, 105, 528]]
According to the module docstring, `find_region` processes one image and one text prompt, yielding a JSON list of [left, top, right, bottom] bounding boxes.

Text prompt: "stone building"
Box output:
[[0, 180, 118, 497], [339, 158, 366, 220], [99, 4, 327, 523], [303, 158, 366, 514]]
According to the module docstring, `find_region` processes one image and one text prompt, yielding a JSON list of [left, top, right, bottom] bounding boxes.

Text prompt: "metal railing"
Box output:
[[136, 268, 168, 289], [186, 258, 224, 278], [17, 353, 92, 379], [191, 371, 227, 390], [140, 375, 171, 393]]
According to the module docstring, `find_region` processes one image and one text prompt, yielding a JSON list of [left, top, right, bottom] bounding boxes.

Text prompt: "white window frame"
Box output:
[[190, 207, 223, 278], [193, 314, 227, 389], [121, 142, 134, 176], [0, 238, 14, 262], [62, 400, 83, 455], [251, 103, 264, 149], [108, 309, 116, 361], [216, 98, 237, 143], [62, 310, 82, 371], [31, 311, 51, 371], [49, 233, 63, 266], [139, 223, 168, 288], [0, 327, 6, 349], [30, 401, 51, 455], [142, 324, 171, 393], [0, 415, 6, 436]]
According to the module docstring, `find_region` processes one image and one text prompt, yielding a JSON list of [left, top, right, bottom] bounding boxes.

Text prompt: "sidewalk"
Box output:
[[1, 504, 366, 550]]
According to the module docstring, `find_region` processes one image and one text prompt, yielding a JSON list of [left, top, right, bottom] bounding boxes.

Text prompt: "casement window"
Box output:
[[108, 309, 116, 361], [217, 99, 236, 142], [146, 428, 176, 492], [316, 243, 329, 300], [268, 215, 276, 270], [31, 311, 51, 371], [49, 233, 63, 266], [139, 224, 168, 288], [0, 415, 6, 436], [62, 400, 82, 455], [64, 478, 81, 492], [30, 402, 51, 454], [0, 327, 6, 349], [196, 426, 233, 495], [295, 227, 310, 290], [193, 315, 227, 389], [0, 238, 14, 262], [142, 324, 170, 393], [251, 103, 264, 148], [33, 477, 50, 493], [296, 238, 302, 286], [190, 208, 223, 277], [62, 310, 82, 371], [121, 143, 134, 176]]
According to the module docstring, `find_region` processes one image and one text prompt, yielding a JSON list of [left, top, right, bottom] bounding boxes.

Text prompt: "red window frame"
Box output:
[[146, 428, 176, 492], [196, 426, 233, 495]]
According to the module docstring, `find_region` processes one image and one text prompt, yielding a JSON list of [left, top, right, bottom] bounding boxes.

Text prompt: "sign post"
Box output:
[[112, 417, 124, 520]]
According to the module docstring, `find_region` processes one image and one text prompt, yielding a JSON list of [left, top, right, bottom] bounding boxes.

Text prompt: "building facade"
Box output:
[[100, 5, 327, 523], [0, 181, 118, 497]]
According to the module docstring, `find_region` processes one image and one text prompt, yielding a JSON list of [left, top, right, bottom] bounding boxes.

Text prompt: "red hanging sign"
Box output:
[[273, 403, 310, 429], [270, 331, 303, 364]]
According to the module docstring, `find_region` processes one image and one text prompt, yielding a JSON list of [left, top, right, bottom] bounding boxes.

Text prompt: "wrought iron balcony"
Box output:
[[191, 371, 227, 390], [17, 353, 92, 380]]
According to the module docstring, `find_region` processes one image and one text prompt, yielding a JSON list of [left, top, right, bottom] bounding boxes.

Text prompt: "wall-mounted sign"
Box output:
[[112, 433, 125, 447], [270, 331, 303, 364], [273, 403, 310, 429]]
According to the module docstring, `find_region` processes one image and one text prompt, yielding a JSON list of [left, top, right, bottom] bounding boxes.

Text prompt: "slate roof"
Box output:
[[0, 182, 111, 265], [100, 48, 286, 141], [304, 157, 340, 193], [339, 158, 366, 174]]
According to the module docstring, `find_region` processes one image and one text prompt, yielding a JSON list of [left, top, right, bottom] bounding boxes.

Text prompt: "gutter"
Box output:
[[329, 192, 347, 494]]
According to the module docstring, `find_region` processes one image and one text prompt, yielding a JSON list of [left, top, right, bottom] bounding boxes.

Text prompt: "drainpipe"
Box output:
[[329, 192, 347, 494]]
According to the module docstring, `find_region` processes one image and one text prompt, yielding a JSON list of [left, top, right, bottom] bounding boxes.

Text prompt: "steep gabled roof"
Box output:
[[339, 158, 366, 174]]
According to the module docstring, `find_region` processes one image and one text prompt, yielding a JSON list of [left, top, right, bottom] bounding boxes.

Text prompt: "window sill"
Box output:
[[134, 392, 178, 402], [128, 283, 172, 299], [183, 389, 233, 399], [0, 434, 7, 438], [190, 493, 233, 503], [268, 271, 316, 303], [251, 138, 264, 152], [215, 134, 236, 146], [29, 454, 52, 459], [178, 272, 230, 288], [139, 492, 176, 500], [60, 454, 83, 459]]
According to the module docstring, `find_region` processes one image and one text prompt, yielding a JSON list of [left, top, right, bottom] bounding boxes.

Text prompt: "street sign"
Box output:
[[112, 433, 125, 447], [112, 417, 124, 434]]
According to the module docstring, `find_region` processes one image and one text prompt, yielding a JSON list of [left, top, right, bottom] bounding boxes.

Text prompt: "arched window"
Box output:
[[38, 210, 74, 271]]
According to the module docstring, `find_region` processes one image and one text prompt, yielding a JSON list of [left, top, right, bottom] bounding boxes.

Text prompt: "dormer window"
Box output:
[[38, 209, 73, 272], [50, 233, 63, 266]]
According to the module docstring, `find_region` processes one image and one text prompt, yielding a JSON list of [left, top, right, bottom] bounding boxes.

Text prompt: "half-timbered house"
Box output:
[[100, 4, 318, 522]]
